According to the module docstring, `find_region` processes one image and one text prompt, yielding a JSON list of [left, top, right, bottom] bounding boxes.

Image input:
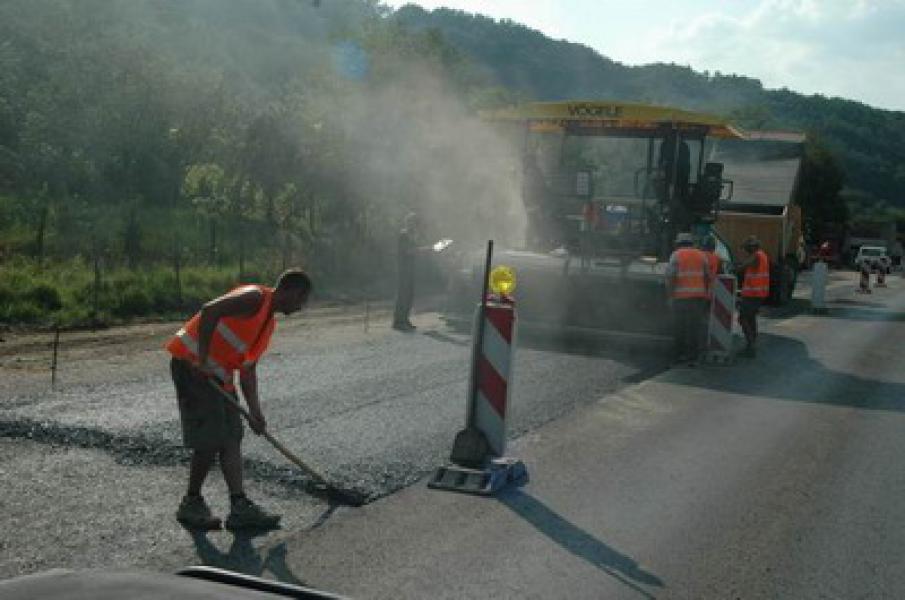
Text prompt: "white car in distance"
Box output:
[[854, 245, 890, 273]]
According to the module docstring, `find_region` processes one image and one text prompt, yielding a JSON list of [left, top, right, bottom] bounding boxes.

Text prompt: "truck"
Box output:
[[854, 245, 890, 273], [711, 131, 806, 304], [844, 221, 897, 266]]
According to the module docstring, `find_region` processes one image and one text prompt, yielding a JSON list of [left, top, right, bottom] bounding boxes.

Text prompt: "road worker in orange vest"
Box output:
[[700, 235, 721, 349], [166, 269, 311, 530], [666, 232, 711, 366], [736, 236, 770, 357], [701, 235, 721, 281]]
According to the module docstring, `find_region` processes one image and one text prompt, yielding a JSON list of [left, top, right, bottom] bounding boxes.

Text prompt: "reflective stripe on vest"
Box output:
[[165, 285, 275, 381], [174, 327, 231, 384], [216, 322, 248, 355], [742, 250, 770, 298], [672, 248, 709, 299]]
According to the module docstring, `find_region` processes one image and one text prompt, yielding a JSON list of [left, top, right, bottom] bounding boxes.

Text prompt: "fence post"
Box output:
[[173, 231, 183, 308], [50, 324, 60, 390]]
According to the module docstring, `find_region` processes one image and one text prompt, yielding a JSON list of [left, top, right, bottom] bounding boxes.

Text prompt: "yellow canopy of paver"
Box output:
[[482, 100, 746, 139]]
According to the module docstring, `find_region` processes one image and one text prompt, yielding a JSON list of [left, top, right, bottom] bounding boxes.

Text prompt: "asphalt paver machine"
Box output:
[[446, 101, 744, 338]]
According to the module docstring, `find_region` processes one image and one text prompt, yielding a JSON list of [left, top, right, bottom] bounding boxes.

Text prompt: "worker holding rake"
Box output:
[[166, 269, 311, 530]]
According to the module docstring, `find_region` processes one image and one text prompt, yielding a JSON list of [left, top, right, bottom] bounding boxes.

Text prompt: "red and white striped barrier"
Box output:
[[876, 266, 888, 288], [471, 300, 515, 458], [431, 293, 527, 496], [705, 274, 736, 362], [857, 263, 872, 294]]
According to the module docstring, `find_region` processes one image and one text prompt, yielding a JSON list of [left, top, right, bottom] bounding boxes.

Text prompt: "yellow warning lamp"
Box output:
[[489, 265, 516, 296]]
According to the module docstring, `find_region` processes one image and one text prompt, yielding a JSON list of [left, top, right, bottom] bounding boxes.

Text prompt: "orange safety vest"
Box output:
[[671, 248, 709, 299], [165, 285, 276, 388], [741, 250, 770, 298], [705, 251, 719, 279]]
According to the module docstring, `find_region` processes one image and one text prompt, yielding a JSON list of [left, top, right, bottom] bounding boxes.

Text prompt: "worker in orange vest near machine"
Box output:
[[700, 235, 721, 350], [736, 236, 770, 357], [701, 236, 721, 280], [666, 232, 711, 365], [165, 269, 311, 531]]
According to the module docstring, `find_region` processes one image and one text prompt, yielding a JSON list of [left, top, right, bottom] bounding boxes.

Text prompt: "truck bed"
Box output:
[[715, 204, 802, 265]]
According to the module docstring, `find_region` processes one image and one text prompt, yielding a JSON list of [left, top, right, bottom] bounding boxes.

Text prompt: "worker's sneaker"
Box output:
[[176, 495, 222, 530], [392, 321, 417, 332], [739, 346, 757, 358], [673, 355, 691, 366], [225, 497, 281, 531]]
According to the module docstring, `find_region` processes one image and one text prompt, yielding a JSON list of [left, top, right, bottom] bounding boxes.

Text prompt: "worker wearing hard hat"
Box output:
[[701, 236, 720, 280], [736, 236, 770, 357], [666, 232, 711, 365], [699, 235, 720, 349]]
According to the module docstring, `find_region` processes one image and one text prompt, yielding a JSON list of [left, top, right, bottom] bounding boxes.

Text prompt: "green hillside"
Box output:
[[1, 0, 903, 326], [393, 5, 905, 208], [0, 0, 519, 325]]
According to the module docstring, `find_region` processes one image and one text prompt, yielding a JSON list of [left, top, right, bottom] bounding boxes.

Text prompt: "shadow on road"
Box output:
[[767, 293, 905, 323], [498, 489, 664, 598], [420, 329, 469, 347], [821, 306, 905, 322], [677, 332, 905, 413], [185, 528, 307, 587], [427, 322, 671, 390], [429, 319, 671, 374], [830, 298, 888, 309]]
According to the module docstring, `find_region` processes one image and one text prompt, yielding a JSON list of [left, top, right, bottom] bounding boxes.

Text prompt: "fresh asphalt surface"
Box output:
[[278, 270, 905, 599], [3, 269, 904, 599], [0, 302, 667, 578], [0, 312, 665, 496]]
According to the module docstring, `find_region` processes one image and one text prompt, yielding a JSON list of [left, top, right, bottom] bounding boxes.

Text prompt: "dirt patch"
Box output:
[[0, 301, 394, 396]]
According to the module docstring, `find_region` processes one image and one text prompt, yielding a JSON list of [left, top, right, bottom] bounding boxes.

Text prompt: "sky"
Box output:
[[381, 0, 905, 112]]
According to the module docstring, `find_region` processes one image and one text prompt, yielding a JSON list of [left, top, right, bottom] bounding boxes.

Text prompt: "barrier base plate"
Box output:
[[428, 458, 529, 496], [702, 351, 734, 365]]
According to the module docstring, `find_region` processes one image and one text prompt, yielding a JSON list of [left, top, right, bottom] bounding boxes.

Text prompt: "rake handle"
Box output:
[[208, 380, 327, 484]]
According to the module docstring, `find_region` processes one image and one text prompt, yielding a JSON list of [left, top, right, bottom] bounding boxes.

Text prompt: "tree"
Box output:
[[183, 163, 230, 265], [795, 138, 848, 243]]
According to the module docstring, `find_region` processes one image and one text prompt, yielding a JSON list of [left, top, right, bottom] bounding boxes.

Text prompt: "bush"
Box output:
[[24, 283, 63, 311], [1, 300, 44, 324], [115, 288, 152, 317], [0, 284, 13, 307], [55, 304, 95, 327], [72, 278, 115, 313], [0, 257, 349, 327]]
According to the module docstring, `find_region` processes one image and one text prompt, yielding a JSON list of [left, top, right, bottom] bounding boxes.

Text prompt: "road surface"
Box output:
[[0, 302, 666, 579], [3, 270, 903, 599], [277, 270, 905, 598]]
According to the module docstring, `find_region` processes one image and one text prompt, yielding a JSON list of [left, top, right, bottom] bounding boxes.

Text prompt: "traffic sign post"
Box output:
[[429, 242, 528, 496]]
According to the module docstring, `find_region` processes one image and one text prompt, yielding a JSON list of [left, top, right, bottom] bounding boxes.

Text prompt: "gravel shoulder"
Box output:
[[0, 301, 392, 397]]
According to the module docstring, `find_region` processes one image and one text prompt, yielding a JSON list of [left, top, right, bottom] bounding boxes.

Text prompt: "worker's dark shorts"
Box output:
[[738, 297, 763, 319], [170, 358, 243, 451]]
